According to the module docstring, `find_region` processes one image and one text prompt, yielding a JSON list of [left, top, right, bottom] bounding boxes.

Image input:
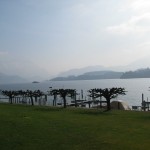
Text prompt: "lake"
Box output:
[[0, 78, 150, 107]]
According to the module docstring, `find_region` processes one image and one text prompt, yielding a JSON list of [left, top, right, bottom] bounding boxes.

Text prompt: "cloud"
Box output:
[[137, 41, 150, 54], [127, 0, 150, 13], [106, 13, 150, 35], [106, 0, 150, 35], [119, 0, 150, 13]]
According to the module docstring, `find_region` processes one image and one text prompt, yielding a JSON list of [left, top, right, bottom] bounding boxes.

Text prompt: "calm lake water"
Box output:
[[0, 78, 150, 107]]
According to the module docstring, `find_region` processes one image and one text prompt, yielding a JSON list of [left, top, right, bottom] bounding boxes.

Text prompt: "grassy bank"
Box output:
[[0, 103, 150, 150]]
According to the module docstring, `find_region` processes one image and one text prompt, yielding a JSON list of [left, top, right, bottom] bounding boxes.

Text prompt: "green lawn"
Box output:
[[0, 103, 150, 150]]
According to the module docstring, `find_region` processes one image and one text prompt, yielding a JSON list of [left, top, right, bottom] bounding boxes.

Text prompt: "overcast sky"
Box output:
[[1, 0, 150, 78]]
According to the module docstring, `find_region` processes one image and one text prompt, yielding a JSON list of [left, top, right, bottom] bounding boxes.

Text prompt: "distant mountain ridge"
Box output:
[[57, 56, 150, 77], [51, 68, 150, 81], [51, 71, 123, 81], [121, 68, 150, 79], [0, 72, 27, 84], [58, 66, 107, 77]]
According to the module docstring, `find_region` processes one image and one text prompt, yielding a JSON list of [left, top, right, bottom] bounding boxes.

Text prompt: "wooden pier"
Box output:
[[132, 93, 150, 111]]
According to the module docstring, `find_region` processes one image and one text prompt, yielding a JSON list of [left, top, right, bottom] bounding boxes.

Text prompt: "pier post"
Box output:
[[142, 93, 146, 111], [74, 91, 77, 107]]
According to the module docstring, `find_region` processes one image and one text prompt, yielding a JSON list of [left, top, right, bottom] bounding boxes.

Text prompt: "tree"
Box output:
[[25, 90, 44, 106], [100, 88, 126, 111], [1, 90, 18, 104], [87, 89, 97, 108], [88, 87, 126, 111], [33, 90, 45, 105], [18, 90, 27, 103], [58, 89, 76, 108], [88, 89, 97, 100], [49, 89, 60, 106], [49, 89, 76, 108], [68, 89, 77, 107], [88, 88, 103, 108], [25, 90, 34, 106]]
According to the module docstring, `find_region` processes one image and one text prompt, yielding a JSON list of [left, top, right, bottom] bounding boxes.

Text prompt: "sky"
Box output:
[[1, 0, 150, 79]]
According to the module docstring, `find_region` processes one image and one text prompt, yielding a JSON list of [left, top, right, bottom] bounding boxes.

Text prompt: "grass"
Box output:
[[0, 103, 150, 150]]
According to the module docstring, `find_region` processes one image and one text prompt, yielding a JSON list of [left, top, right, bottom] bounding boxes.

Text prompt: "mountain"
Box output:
[[58, 65, 106, 77], [51, 71, 123, 81], [57, 55, 150, 77], [56, 65, 133, 78], [0, 72, 28, 84], [121, 68, 150, 79], [51, 67, 150, 81], [0, 56, 50, 81]]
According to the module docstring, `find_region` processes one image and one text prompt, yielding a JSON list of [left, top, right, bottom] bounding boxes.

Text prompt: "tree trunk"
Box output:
[[53, 100, 55, 106], [35, 96, 37, 102], [45, 95, 47, 101], [63, 97, 66, 108], [9, 97, 13, 104], [106, 98, 111, 111], [54, 95, 57, 106], [30, 96, 34, 106], [100, 97, 102, 108], [88, 101, 91, 108], [75, 94, 77, 107]]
